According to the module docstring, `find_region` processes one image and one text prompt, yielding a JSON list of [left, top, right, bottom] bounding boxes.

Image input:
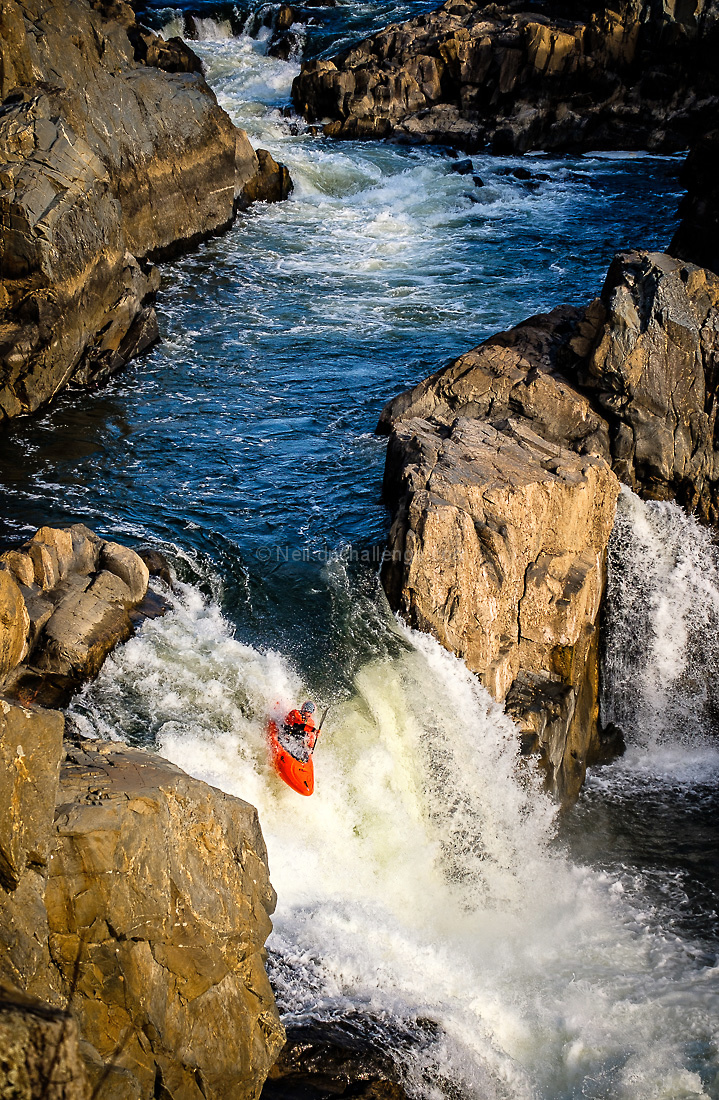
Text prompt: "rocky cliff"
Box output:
[[293, 0, 719, 152], [379, 250, 719, 798], [0, 0, 291, 422], [0, 527, 285, 1099]]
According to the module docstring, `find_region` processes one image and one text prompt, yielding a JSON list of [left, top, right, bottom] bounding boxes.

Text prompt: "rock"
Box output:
[[99, 542, 150, 603], [0, 569, 30, 680], [382, 415, 619, 799], [137, 549, 173, 587], [578, 251, 719, 522], [292, 0, 719, 153], [378, 305, 610, 458], [0, 700, 285, 1100], [378, 248, 719, 797], [46, 741, 285, 1100], [1, 526, 151, 706], [239, 149, 294, 207], [670, 129, 719, 275], [449, 158, 473, 174], [263, 1019, 416, 1100], [0, 701, 64, 997], [0, 982, 91, 1100], [0, 0, 292, 422]]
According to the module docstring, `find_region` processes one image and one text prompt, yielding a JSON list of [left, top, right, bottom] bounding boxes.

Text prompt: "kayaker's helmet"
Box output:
[[301, 701, 315, 715]]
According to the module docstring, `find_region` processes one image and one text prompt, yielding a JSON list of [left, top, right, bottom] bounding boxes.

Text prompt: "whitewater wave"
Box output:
[[68, 569, 719, 1100]]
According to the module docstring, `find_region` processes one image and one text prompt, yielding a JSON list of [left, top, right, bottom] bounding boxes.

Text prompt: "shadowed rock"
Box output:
[[292, 0, 719, 153], [670, 128, 719, 276], [0, 982, 91, 1100], [0, 0, 292, 422]]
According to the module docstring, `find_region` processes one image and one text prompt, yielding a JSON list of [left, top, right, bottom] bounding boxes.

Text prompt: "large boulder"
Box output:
[[378, 248, 719, 796], [47, 741, 285, 1100], [0, 524, 151, 705], [382, 416, 620, 800], [0, 0, 291, 421], [292, 0, 719, 153], [0, 701, 285, 1100]]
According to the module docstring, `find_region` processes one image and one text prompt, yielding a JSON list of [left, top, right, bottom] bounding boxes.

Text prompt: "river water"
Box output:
[[0, 3, 717, 1097]]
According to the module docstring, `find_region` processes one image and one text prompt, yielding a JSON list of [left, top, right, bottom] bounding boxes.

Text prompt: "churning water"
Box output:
[[0, 3, 717, 1097]]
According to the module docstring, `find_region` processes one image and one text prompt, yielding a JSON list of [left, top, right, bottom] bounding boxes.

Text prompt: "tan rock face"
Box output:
[[0, 0, 291, 421], [292, 0, 719, 153], [0, 983, 91, 1100], [379, 250, 719, 797], [382, 417, 619, 798], [0, 570, 29, 679], [46, 741, 285, 1100], [0, 525, 150, 705], [0, 701, 64, 997]]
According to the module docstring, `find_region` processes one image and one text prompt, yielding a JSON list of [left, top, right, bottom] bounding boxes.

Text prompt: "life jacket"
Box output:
[[284, 709, 316, 747]]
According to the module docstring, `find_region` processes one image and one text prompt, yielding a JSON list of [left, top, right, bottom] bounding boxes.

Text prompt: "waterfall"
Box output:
[[601, 488, 719, 781], [68, 563, 719, 1100]]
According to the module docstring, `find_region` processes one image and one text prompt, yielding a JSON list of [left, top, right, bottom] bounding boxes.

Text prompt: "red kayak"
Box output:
[[267, 718, 314, 796]]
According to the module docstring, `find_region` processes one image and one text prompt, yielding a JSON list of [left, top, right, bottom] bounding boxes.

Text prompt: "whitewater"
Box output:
[[67, 497, 719, 1099], [2, 5, 717, 1098]]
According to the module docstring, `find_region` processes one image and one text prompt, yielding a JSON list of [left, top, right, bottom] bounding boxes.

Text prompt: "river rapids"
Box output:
[[0, 2, 717, 1097]]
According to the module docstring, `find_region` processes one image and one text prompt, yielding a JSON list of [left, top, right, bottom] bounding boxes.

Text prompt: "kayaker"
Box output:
[[283, 701, 317, 752]]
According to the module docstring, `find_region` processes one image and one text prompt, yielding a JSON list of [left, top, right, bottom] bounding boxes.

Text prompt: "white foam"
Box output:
[[602, 489, 719, 781], [69, 579, 719, 1099]]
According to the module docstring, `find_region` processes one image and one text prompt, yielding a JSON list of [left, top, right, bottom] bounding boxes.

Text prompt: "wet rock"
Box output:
[[239, 149, 295, 206], [138, 549, 174, 587], [449, 158, 473, 174], [670, 129, 719, 275], [0, 0, 292, 422], [292, 0, 719, 152], [47, 740, 285, 1100], [263, 1016, 425, 1100], [382, 415, 619, 801], [0, 982, 91, 1100]]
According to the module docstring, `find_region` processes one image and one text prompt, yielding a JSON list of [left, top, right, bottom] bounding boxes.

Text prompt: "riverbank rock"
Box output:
[[382, 416, 620, 800], [379, 247, 719, 796], [577, 251, 719, 521], [1, 702, 284, 1099], [0, 524, 151, 707], [47, 740, 285, 1100], [0, 700, 64, 1000], [292, 0, 719, 152], [0, 0, 292, 422], [670, 129, 719, 275], [263, 1020, 414, 1100], [0, 983, 90, 1100]]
